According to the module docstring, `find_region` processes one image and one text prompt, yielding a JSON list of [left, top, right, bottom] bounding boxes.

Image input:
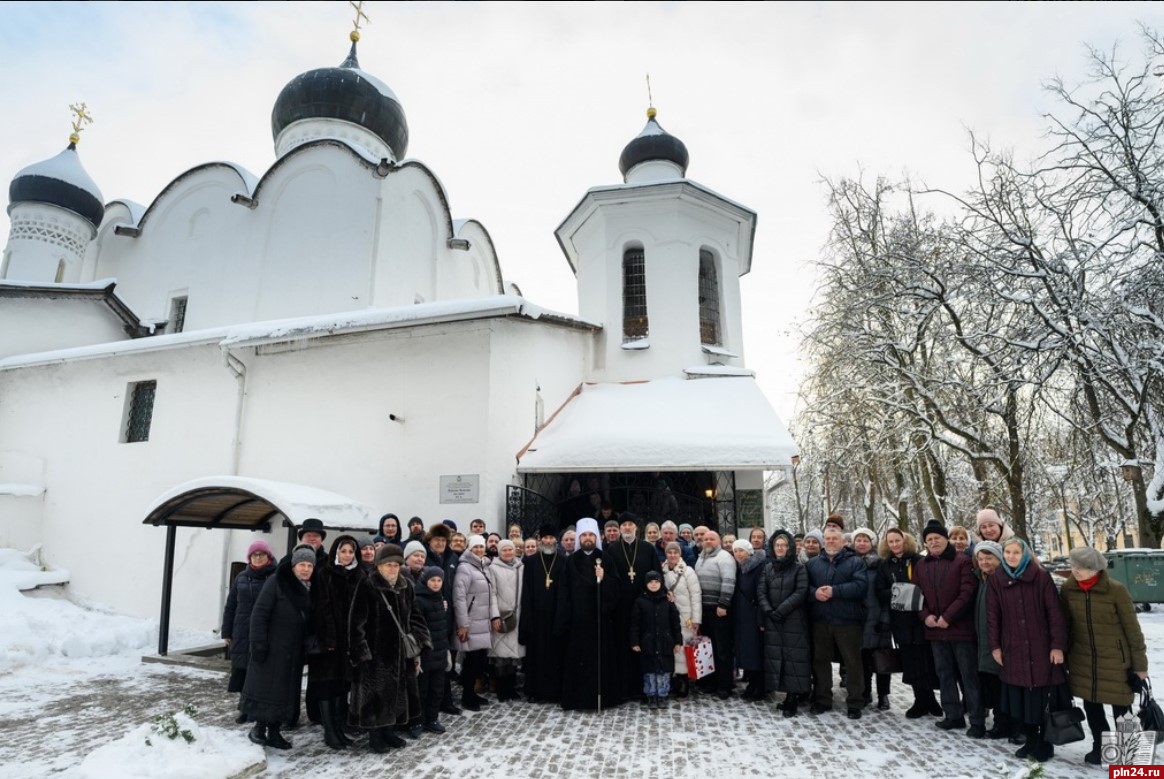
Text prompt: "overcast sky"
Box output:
[[1, 2, 1159, 421]]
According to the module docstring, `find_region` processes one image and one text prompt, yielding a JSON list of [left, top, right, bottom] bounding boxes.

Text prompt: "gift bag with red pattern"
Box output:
[[684, 635, 715, 680]]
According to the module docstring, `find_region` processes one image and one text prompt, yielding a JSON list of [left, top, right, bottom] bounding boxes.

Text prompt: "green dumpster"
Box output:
[[1104, 549, 1164, 607]]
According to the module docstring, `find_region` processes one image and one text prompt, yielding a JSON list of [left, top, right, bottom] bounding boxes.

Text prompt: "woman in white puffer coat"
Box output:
[[661, 540, 702, 699], [453, 535, 498, 711], [488, 539, 525, 702]]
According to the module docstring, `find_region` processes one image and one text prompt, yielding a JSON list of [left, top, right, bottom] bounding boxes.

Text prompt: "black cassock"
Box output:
[[553, 549, 624, 710], [518, 551, 567, 702], [607, 538, 662, 697]]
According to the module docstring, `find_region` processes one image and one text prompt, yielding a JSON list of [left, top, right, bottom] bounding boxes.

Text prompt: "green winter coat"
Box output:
[[974, 572, 1000, 675], [1059, 572, 1148, 706]]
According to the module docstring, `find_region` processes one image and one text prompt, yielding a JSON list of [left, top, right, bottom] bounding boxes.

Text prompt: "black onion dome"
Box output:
[[271, 40, 409, 159], [9, 144, 105, 230], [618, 108, 689, 178]]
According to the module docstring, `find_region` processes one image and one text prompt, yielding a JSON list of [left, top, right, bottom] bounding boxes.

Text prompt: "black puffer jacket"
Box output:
[[732, 553, 765, 672], [414, 586, 453, 673], [756, 529, 812, 695], [222, 561, 276, 677], [628, 588, 682, 674], [805, 545, 868, 625], [240, 559, 313, 724]]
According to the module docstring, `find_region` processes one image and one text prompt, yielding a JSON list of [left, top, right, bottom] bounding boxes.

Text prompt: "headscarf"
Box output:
[[575, 517, 602, 551], [999, 537, 1032, 580]]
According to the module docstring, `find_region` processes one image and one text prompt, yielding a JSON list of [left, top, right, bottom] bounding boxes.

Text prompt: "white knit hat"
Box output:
[[468, 534, 487, 550], [852, 527, 877, 545]]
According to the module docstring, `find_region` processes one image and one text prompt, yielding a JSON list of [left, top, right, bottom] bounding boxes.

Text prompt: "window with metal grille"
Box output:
[[622, 247, 648, 342], [698, 249, 721, 345], [169, 296, 188, 334], [124, 380, 156, 443]]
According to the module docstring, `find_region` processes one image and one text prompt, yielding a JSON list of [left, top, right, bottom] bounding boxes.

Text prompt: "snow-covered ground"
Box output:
[[1, 548, 1159, 778]]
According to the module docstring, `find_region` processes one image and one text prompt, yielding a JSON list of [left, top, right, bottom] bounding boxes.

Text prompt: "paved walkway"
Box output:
[[0, 656, 1113, 779]]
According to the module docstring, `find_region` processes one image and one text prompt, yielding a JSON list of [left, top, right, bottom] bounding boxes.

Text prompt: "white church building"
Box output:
[[0, 32, 797, 639]]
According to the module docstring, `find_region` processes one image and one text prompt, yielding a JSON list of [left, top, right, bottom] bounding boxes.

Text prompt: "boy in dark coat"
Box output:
[[414, 566, 453, 733], [629, 571, 683, 710]]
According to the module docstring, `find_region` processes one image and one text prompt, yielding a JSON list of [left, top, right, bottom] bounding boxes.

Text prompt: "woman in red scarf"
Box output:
[[1060, 545, 1149, 766]]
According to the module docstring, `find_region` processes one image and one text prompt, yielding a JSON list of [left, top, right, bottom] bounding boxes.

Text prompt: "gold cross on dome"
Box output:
[[69, 102, 94, 145], [350, 0, 370, 37]]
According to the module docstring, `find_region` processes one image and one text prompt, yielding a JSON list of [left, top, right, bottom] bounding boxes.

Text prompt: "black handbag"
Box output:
[[1136, 679, 1164, 735], [1043, 705, 1086, 746], [871, 647, 903, 675]]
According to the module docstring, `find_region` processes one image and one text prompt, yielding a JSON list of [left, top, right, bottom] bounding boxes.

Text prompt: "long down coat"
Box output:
[[987, 563, 1067, 689], [239, 559, 312, 724], [732, 553, 765, 672], [347, 572, 432, 730], [1060, 571, 1148, 706], [489, 556, 524, 660], [453, 550, 497, 652], [221, 560, 276, 688], [756, 531, 812, 695]]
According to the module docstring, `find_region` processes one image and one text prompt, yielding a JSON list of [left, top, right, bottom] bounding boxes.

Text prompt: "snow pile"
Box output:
[[69, 709, 263, 779], [0, 545, 68, 591], [0, 547, 211, 670]]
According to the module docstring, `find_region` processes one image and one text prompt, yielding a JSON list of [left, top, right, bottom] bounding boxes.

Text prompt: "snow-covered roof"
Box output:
[[516, 376, 798, 473], [0, 295, 599, 371], [143, 475, 376, 530]]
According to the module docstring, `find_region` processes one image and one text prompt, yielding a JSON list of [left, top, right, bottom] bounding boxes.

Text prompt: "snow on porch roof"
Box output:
[[142, 476, 377, 531], [516, 376, 799, 473]]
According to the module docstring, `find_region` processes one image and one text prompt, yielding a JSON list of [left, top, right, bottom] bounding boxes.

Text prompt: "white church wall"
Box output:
[[372, 166, 444, 307], [483, 319, 591, 530], [0, 345, 240, 628], [0, 299, 128, 358], [0, 450, 46, 550], [91, 164, 256, 327], [571, 192, 750, 383], [252, 155, 377, 322]]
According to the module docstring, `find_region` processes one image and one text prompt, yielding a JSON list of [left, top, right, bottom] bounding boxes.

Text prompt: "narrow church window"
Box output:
[[698, 249, 721, 346], [168, 296, 188, 334], [124, 380, 157, 443], [622, 247, 648, 342]]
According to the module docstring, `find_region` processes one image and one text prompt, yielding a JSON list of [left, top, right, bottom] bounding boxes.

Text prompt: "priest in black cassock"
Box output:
[[518, 524, 567, 703], [553, 517, 624, 711], [606, 512, 662, 701]]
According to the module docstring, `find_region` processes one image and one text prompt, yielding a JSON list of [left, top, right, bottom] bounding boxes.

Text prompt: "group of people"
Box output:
[[222, 506, 1150, 768]]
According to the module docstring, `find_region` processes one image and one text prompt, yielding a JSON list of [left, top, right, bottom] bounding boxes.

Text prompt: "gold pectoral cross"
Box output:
[[628, 570, 635, 582], [545, 575, 553, 589]]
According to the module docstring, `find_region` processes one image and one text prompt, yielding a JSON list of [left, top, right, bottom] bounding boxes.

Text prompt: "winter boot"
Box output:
[[368, 728, 390, 754], [782, 694, 800, 718], [497, 674, 515, 702], [234, 711, 249, 725], [648, 696, 659, 710], [336, 697, 357, 741], [318, 699, 346, 750], [265, 724, 292, 750], [383, 728, 408, 749], [674, 675, 689, 699], [305, 687, 321, 725], [877, 694, 890, 711], [1014, 726, 1039, 759], [247, 722, 267, 746], [1030, 729, 1054, 763]]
